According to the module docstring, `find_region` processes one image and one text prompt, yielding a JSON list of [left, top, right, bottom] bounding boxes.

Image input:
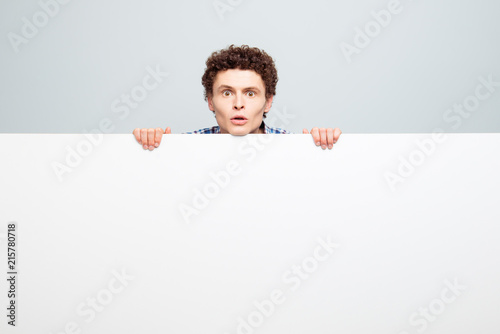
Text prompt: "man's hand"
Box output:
[[302, 127, 342, 150], [133, 127, 171, 150]]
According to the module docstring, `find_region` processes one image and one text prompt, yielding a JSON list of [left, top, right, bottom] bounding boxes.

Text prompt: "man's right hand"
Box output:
[[133, 127, 171, 150]]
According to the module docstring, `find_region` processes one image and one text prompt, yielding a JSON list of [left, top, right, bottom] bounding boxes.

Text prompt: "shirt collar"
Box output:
[[261, 121, 269, 134]]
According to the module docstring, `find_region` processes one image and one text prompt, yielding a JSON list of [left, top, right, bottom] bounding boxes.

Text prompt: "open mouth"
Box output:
[[231, 116, 248, 125]]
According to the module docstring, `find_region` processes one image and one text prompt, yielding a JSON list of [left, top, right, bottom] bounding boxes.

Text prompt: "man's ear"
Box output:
[[264, 95, 274, 114], [207, 96, 215, 111]]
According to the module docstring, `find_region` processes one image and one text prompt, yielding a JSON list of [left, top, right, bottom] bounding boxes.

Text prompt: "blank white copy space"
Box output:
[[0, 134, 499, 334]]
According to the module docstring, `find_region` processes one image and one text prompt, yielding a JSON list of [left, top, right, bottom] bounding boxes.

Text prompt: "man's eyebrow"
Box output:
[[217, 85, 261, 92], [244, 86, 261, 92], [217, 85, 234, 91]]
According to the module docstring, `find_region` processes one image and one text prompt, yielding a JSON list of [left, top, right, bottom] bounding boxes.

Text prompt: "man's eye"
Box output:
[[247, 91, 255, 97], [223, 91, 231, 96]]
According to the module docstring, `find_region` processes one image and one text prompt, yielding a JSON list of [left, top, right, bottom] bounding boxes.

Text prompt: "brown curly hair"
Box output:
[[202, 45, 278, 118]]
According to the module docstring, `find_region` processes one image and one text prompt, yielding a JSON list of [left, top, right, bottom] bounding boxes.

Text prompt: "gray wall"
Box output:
[[1, 0, 499, 134]]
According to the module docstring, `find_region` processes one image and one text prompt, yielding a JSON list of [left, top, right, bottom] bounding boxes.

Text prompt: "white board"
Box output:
[[0, 133, 499, 334]]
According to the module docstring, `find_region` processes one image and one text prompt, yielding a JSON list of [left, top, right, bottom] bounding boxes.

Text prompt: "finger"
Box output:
[[154, 128, 163, 147], [319, 128, 327, 150], [311, 127, 320, 146], [140, 129, 148, 150], [302, 128, 309, 134], [147, 129, 155, 150], [327, 128, 334, 149], [333, 128, 342, 143], [164, 127, 171, 134], [133, 128, 141, 144]]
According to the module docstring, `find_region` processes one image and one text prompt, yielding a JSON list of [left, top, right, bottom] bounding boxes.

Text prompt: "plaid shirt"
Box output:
[[183, 122, 292, 134]]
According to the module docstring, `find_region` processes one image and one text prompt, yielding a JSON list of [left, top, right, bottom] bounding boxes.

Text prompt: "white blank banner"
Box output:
[[0, 134, 499, 334]]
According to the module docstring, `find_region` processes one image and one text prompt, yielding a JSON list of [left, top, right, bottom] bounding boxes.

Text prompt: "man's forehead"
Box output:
[[214, 69, 264, 88]]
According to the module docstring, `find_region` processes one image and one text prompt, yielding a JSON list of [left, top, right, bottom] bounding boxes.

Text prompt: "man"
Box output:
[[133, 45, 341, 149]]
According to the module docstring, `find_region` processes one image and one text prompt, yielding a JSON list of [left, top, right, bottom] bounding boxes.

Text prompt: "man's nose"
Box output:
[[233, 93, 244, 110]]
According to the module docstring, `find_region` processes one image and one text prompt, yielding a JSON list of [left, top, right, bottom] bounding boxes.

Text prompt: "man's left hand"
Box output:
[[303, 127, 342, 150]]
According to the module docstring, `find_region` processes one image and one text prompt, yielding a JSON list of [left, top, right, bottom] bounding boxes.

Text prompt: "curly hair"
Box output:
[[202, 45, 278, 118]]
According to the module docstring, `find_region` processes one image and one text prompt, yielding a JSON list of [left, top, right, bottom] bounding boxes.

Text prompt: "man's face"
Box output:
[[207, 69, 273, 135]]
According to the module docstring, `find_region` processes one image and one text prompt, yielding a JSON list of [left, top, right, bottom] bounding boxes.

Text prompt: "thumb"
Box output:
[[164, 127, 171, 134], [302, 128, 309, 134]]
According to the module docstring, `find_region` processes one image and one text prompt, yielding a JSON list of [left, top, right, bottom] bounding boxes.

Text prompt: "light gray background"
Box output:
[[1, 0, 499, 134]]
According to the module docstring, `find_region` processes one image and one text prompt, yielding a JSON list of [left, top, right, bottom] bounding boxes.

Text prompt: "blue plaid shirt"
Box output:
[[183, 122, 291, 134]]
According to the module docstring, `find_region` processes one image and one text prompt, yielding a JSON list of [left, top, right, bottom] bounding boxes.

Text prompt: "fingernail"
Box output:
[[322, 145, 326, 150], [143, 145, 147, 149], [316, 141, 320, 146], [149, 145, 154, 150], [328, 145, 333, 149], [154, 143, 159, 147]]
